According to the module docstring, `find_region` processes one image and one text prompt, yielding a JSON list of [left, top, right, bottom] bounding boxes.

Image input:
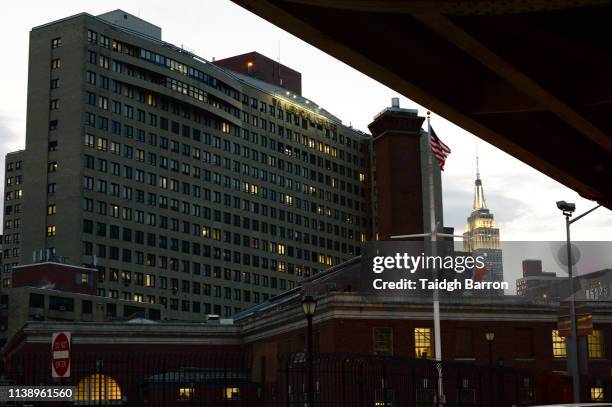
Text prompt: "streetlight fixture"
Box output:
[[302, 295, 317, 407], [556, 200, 601, 403], [485, 331, 495, 366]]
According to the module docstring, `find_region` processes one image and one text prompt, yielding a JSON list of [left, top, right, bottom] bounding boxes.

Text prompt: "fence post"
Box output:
[[341, 358, 347, 406], [359, 360, 365, 407], [383, 363, 387, 407]]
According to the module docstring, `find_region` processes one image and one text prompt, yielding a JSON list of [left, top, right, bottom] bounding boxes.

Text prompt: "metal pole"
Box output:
[[307, 314, 314, 407], [427, 114, 443, 405], [566, 215, 580, 402]]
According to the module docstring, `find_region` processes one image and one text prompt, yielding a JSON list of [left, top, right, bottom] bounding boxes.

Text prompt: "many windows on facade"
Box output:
[[414, 327, 433, 359], [551, 330, 566, 358]]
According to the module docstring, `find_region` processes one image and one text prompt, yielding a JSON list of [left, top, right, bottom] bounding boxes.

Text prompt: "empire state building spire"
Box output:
[[463, 153, 503, 294], [473, 155, 487, 210]]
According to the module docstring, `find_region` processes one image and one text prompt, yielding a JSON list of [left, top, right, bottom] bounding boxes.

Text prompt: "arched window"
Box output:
[[75, 374, 122, 404]]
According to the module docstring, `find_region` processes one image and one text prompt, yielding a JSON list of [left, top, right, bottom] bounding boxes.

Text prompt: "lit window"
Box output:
[[414, 328, 433, 358], [591, 386, 605, 401], [588, 330, 605, 359], [51, 58, 61, 69], [50, 99, 60, 110], [75, 374, 121, 402], [47, 204, 56, 215], [179, 387, 194, 400], [373, 327, 393, 356], [51, 37, 62, 48], [46, 225, 56, 237], [224, 387, 240, 400], [552, 330, 567, 358]]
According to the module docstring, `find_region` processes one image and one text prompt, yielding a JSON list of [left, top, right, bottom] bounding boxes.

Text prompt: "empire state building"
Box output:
[[463, 159, 504, 292]]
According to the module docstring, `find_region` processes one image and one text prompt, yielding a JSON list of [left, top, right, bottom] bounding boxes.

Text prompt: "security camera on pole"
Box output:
[[556, 200, 601, 403]]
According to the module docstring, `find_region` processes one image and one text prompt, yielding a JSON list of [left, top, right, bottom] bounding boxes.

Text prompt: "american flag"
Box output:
[[466, 265, 489, 283], [429, 126, 451, 171]]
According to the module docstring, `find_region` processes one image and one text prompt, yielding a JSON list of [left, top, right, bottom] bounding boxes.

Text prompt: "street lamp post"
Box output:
[[556, 200, 601, 403], [485, 331, 495, 367], [302, 295, 317, 407]]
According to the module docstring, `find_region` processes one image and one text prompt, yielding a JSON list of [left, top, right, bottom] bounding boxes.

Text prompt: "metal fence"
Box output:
[[6, 351, 253, 406], [274, 353, 538, 407], [3, 351, 611, 406]]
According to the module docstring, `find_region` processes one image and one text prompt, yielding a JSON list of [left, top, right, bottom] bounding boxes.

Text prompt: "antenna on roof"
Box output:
[[278, 40, 283, 88]]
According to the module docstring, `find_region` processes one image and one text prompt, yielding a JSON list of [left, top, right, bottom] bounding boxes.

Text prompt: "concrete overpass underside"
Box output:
[[232, 0, 612, 208]]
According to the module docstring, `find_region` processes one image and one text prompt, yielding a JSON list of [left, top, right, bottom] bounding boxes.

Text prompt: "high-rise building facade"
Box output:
[[3, 10, 446, 323], [3, 10, 370, 319], [462, 158, 504, 290]]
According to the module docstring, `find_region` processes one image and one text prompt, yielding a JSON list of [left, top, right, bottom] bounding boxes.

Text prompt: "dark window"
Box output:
[[515, 328, 534, 359], [106, 303, 117, 317], [82, 300, 93, 314], [454, 328, 474, 358], [49, 296, 74, 312], [29, 293, 45, 308]]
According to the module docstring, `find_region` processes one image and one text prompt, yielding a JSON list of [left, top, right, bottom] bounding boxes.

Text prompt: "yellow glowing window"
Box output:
[[179, 387, 194, 400], [224, 387, 240, 400], [591, 386, 605, 401], [278, 261, 286, 273], [212, 229, 221, 241], [414, 328, 433, 358], [76, 374, 122, 402], [278, 244, 286, 255], [47, 204, 56, 215], [588, 330, 605, 359], [46, 225, 57, 237], [222, 122, 230, 133], [552, 330, 567, 358], [201, 226, 210, 237]]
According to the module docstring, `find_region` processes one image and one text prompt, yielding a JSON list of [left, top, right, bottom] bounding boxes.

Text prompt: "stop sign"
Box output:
[[51, 332, 71, 378]]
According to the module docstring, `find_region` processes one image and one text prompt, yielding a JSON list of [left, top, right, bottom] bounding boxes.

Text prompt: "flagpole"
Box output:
[[427, 112, 444, 405]]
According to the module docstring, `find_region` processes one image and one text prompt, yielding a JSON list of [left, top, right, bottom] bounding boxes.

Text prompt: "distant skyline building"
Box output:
[[463, 157, 504, 292]]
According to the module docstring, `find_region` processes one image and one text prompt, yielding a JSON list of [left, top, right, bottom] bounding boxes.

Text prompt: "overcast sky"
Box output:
[[2, 1, 611, 242]]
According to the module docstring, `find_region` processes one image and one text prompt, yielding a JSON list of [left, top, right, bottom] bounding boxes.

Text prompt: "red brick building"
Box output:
[[4, 258, 612, 405]]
